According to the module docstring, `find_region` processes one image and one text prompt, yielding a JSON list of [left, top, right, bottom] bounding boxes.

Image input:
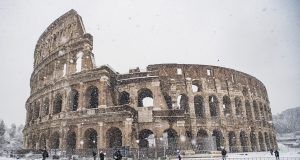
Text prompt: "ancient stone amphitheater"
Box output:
[[23, 10, 277, 155]]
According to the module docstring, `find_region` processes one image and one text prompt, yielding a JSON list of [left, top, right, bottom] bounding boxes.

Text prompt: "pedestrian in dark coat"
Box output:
[[99, 151, 105, 160], [92, 150, 97, 160], [221, 148, 227, 160], [113, 150, 122, 160], [274, 150, 279, 160], [270, 148, 273, 155], [41, 149, 49, 160]]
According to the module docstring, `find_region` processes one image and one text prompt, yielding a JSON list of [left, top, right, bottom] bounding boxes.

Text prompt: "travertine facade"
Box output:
[[23, 10, 277, 153]]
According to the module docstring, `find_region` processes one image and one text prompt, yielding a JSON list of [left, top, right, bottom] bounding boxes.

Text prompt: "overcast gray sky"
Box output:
[[0, 0, 299, 125]]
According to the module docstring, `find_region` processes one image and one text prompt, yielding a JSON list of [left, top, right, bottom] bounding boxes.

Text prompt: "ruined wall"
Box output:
[[23, 10, 277, 153]]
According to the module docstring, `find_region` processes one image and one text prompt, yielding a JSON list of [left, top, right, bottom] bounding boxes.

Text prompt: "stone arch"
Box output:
[[192, 80, 202, 92], [196, 129, 208, 150], [253, 101, 260, 120], [177, 94, 189, 112], [43, 97, 50, 116], [139, 129, 155, 148], [69, 89, 79, 111], [118, 91, 130, 105], [240, 131, 249, 152], [86, 86, 99, 109], [138, 88, 153, 107], [53, 93, 63, 114], [242, 87, 248, 97], [31, 134, 37, 149], [39, 133, 47, 149], [235, 97, 242, 117], [212, 129, 223, 150], [209, 95, 219, 117], [194, 95, 205, 118], [163, 92, 172, 109], [223, 96, 232, 117], [228, 131, 237, 152], [258, 132, 265, 151], [66, 130, 77, 151], [106, 127, 122, 148], [245, 100, 253, 121], [264, 132, 270, 150], [163, 128, 178, 150], [50, 131, 60, 149], [250, 131, 257, 151], [84, 128, 98, 149]]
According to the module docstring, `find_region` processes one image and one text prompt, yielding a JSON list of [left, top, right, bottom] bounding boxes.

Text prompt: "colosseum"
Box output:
[[23, 9, 277, 157]]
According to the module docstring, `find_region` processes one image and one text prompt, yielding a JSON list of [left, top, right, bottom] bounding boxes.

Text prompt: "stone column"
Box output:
[[123, 118, 133, 147], [78, 83, 85, 110], [255, 132, 260, 151], [98, 122, 105, 149], [152, 80, 164, 110], [99, 76, 109, 108], [76, 124, 83, 149], [170, 79, 177, 109]]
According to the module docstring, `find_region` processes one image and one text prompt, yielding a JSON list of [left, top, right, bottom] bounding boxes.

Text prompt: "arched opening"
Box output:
[[163, 128, 178, 150], [253, 101, 260, 120], [264, 132, 270, 150], [139, 129, 155, 148], [212, 129, 223, 151], [250, 131, 257, 151], [177, 94, 189, 112], [163, 92, 172, 109], [235, 97, 242, 117], [209, 95, 219, 117], [106, 127, 122, 148], [39, 134, 47, 149], [69, 89, 79, 111], [242, 87, 248, 97], [31, 135, 37, 149], [43, 98, 49, 116], [196, 129, 208, 151], [258, 132, 265, 151], [138, 88, 153, 107], [66, 131, 77, 152], [228, 131, 237, 152], [86, 86, 99, 109], [84, 128, 98, 149], [223, 96, 232, 117], [192, 80, 202, 92], [34, 102, 40, 120], [240, 131, 249, 152], [50, 132, 60, 149], [53, 93, 63, 114], [118, 91, 130, 105], [245, 100, 253, 121], [194, 95, 205, 118]]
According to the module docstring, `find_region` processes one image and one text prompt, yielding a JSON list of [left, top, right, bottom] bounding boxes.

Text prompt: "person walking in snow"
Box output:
[[274, 150, 279, 160], [41, 148, 49, 160], [177, 150, 182, 160], [270, 148, 273, 155], [221, 148, 227, 160], [113, 150, 122, 160], [99, 151, 105, 160], [92, 150, 97, 160]]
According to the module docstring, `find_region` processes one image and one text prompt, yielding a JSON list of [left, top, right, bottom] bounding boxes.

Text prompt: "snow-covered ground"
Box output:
[[1, 143, 299, 160]]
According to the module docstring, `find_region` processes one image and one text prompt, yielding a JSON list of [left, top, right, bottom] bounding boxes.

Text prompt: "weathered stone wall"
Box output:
[[23, 10, 277, 153]]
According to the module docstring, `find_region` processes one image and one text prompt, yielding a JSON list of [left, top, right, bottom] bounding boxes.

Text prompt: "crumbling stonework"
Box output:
[[23, 10, 277, 153]]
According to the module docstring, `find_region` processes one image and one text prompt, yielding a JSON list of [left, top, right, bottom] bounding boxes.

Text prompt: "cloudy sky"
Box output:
[[0, 0, 299, 125]]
